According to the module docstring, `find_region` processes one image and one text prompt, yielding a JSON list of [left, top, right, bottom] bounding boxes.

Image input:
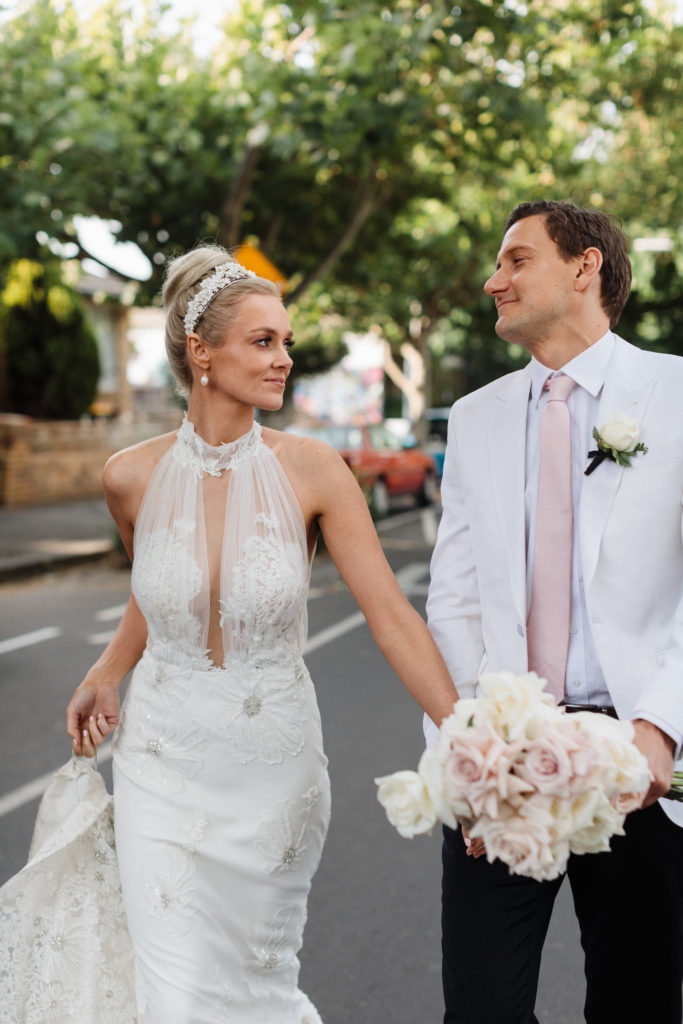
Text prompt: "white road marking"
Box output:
[[88, 630, 117, 646], [304, 562, 428, 652], [304, 610, 367, 654], [395, 562, 429, 593], [420, 506, 439, 546], [94, 604, 127, 622], [0, 626, 62, 656]]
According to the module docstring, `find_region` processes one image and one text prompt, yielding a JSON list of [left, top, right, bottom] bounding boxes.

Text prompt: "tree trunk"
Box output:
[[219, 141, 264, 251], [285, 169, 385, 305]]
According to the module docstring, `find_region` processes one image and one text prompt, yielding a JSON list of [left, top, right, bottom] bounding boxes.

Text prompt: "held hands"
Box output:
[[632, 718, 676, 807], [463, 827, 487, 859], [66, 681, 120, 758]]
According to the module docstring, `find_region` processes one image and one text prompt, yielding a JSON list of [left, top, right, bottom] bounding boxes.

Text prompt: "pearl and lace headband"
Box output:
[[184, 262, 256, 335]]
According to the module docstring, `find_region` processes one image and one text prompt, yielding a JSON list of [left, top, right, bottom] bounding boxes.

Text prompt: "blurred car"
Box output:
[[285, 422, 440, 516], [425, 407, 451, 479]]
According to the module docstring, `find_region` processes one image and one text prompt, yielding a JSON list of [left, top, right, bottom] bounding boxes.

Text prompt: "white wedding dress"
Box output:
[[0, 417, 330, 1024], [113, 417, 331, 1023]]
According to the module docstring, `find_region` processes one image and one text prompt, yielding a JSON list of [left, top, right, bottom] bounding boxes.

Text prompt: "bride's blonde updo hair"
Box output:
[[162, 243, 281, 399]]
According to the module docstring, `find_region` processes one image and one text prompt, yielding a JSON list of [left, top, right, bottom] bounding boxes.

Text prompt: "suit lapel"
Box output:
[[580, 339, 655, 590], [489, 367, 531, 622]]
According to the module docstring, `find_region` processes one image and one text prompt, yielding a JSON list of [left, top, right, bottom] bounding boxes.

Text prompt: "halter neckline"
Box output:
[[174, 415, 262, 477]]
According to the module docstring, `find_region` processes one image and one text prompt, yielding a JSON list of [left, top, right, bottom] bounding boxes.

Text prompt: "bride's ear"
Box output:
[[186, 332, 210, 374]]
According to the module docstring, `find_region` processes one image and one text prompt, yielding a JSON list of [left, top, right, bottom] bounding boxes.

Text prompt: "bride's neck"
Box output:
[[186, 394, 255, 446]]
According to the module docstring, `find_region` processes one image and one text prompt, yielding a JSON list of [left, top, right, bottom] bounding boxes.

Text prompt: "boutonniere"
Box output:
[[585, 412, 648, 476]]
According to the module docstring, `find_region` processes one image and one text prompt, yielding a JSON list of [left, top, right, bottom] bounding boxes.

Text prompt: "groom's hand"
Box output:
[[632, 718, 676, 806]]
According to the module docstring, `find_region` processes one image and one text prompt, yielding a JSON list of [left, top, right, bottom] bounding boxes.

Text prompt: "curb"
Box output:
[[0, 542, 117, 584]]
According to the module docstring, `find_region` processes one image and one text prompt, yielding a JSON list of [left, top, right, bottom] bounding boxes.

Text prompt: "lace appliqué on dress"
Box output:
[[133, 523, 204, 658], [256, 785, 325, 877], [114, 704, 208, 793], [210, 659, 307, 765], [141, 656, 192, 712], [143, 845, 198, 937], [221, 533, 308, 654], [241, 903, 306, 999], [0, 760, 136, 1023], [173, 416, 262, 479]]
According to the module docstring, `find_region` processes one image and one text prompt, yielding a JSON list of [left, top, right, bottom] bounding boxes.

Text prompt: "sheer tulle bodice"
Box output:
[[132, 417, 310, 671]]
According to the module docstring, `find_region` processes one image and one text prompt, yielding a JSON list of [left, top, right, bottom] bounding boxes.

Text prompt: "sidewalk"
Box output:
[[0, 498, 117, 582]]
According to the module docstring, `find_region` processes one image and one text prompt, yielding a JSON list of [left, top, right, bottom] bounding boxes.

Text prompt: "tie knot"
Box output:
[[545, 374, 576, 402]]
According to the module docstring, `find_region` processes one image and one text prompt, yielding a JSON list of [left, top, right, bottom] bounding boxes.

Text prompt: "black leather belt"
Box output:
[[559, 702, 618, 719]]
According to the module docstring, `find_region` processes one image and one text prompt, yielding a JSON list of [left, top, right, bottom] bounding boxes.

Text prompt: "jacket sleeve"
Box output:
[[424, 404, 485, 744], [632, 468, 683, 758]]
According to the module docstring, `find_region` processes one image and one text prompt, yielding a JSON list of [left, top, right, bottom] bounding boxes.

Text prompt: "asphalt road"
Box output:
[[0, 506, 585, 1023]]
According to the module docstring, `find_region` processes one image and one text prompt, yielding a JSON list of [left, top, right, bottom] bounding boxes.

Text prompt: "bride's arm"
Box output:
[[287, 437, 460, 726], [66, 594, 148, 755], [66, 446, 150, 756]]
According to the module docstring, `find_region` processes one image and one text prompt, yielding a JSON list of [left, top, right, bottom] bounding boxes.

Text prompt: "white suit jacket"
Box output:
[[426, 336, 683, 825]]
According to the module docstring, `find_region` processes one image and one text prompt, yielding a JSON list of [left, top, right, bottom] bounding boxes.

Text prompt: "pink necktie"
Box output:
[[527, 374, 577, 702]]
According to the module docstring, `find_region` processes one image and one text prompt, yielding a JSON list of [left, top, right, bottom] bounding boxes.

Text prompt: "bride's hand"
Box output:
[[463, 827, 487, 859], [66, 681, 120, 757]]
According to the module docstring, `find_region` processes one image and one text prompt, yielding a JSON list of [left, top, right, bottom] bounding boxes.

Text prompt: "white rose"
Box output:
[[478, 671, 554, 742], [567, 789, 624, 855], [436, 697, 481, 746], [565, 713, 650, 798], [418, 748, 459, 828], [599, 412, 641, 453], [375, 769, 438, 838]]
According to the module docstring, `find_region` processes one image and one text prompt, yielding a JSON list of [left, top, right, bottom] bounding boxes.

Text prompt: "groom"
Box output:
[[425, 200, 683, 1023]]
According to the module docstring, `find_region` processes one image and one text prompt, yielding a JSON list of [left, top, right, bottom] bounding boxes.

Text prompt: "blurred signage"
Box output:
[[234, 243, 288, 291]]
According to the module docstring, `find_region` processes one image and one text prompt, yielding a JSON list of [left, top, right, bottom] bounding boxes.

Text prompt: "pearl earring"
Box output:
[[200, 372, 209, 387]]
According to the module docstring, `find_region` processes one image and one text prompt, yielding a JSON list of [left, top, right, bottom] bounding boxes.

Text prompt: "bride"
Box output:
[[64, 245, 459, 1023]]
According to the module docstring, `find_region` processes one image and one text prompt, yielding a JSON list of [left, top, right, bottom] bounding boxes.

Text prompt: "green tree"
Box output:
[[0, 0, 680, 411], [1, 258, 100, 418]]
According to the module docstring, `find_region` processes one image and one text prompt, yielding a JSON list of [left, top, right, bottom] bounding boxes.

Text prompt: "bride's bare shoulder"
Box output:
[[262, 426, 346, 478], [103, 429, 178, 504]]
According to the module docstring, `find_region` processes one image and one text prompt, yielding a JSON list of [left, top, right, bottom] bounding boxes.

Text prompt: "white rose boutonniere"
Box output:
[[585, 412, 647, 476]]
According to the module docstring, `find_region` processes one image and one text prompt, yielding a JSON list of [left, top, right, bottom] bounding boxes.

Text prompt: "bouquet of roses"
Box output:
[[376, 671, 654, 882]]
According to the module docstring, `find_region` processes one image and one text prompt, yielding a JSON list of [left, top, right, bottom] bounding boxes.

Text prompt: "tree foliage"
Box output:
[[0, 0, 680, 412], [1, 259, 100, 418]]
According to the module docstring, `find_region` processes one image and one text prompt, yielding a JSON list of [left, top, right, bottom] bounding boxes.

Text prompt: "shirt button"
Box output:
[[569, 626, 577, 636]]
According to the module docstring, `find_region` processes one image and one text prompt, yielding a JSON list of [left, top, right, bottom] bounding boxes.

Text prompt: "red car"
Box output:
[[285, 422, 440, 516]]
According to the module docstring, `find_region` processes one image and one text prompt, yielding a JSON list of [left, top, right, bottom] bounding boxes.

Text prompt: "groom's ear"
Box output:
[[574, 246, 603, 293]]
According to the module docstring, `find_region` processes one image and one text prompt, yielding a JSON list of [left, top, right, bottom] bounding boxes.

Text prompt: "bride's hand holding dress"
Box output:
[[66, 595, 146, 758]]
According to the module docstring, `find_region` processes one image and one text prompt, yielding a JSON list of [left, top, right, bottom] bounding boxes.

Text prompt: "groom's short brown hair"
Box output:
[[505, 200, 632, 328]]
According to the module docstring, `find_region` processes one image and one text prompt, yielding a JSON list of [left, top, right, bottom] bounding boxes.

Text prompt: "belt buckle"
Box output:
[[560, 702, 616, 718]]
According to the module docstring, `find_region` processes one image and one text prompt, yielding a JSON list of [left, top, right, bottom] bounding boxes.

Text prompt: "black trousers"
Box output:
[[442, 803, 683, 1024]]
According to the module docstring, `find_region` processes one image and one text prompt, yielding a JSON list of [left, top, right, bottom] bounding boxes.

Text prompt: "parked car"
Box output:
[[285, 422, 440, 516], [385, 409, 451, 479], [425, 407, 451, 479]]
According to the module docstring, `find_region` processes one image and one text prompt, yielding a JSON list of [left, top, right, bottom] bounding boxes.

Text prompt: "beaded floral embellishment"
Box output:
[[184, 262, 256, 335]]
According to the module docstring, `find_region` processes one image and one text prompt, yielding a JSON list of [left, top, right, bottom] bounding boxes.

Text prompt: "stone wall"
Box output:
[[0, 413, 179, 506]]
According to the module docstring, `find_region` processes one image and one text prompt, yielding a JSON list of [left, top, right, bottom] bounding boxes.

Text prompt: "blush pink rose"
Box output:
[[442, 722, 510, 815], [477, 812, 564, 882], [515, 728, 576, 797]]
